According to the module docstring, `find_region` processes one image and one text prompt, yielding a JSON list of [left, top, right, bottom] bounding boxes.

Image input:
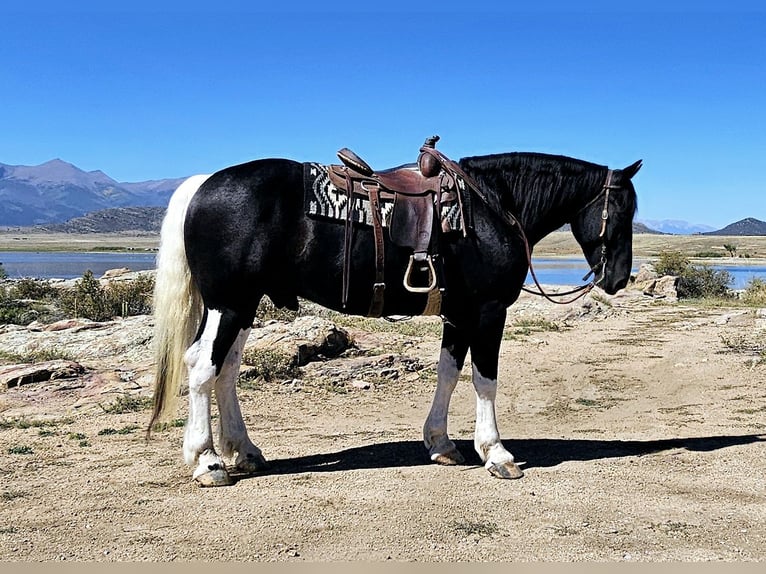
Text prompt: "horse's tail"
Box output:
[[147, 174, 211, 437]]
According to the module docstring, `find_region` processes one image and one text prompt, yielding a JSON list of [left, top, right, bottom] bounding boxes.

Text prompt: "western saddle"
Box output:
[[327, 135, 476, 317]]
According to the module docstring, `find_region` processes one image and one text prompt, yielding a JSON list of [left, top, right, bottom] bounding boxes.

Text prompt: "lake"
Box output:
[[0, 251, 157, 280], [0, 251, 764, 290]]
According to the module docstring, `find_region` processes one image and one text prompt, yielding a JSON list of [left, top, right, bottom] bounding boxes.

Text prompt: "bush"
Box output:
[[742, 278, 766, 306], [654, 250, 689, 276], [8, 278, 59, 301], [58, 270, 112, 321], [677, 265, 733, 299], [106, 273, 155, 317], [0, 263, 7, 280], [241, 347, 299, 382], [58, 270, 155, 321], [0, 281, 59, 325], [654, 250, 733, 299]]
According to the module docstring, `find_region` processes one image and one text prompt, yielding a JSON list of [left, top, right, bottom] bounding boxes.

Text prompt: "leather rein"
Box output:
[[519, 170, 622, 305]]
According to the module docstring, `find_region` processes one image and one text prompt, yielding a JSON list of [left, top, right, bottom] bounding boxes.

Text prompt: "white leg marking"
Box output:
[[472, 365, 523, 479], [183, 310, 224, 472], [215, 328, 266, 473], [423, 348, 465, 465]]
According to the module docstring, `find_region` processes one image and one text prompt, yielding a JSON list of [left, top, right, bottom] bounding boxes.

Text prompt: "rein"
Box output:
[[520, 170, 620, 305]]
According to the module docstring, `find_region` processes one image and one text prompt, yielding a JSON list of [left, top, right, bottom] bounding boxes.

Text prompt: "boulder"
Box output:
[[0, 360, 86, 389], [643, 275, 680, 301], [631, 263, 658, 290], [244, 316, 352, 366]]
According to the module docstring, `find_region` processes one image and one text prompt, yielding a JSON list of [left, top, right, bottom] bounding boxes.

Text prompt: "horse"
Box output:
[[148, 146, 641, 487]]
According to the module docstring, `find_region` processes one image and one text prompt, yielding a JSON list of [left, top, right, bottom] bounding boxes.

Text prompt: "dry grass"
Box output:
[[536, 232, 766, 260], [4, 230, 766, 260]]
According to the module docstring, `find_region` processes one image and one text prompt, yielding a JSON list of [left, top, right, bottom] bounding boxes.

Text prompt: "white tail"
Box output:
[[148, 174, 211, 433]]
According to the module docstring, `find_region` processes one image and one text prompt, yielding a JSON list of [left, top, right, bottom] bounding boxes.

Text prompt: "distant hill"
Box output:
[[632, 221, 663, 234], [558, 222, 662, 234], [638, 219, 715, 235], [33, 206, 166, 234], [0, 159, 184, 226], [705, 218, 766, 236]]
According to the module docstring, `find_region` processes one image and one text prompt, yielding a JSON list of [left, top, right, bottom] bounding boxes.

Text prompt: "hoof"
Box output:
[[236, 452, 268, 474], [430, 448, 465, 466], [193, 463, 234, 487], [486, 461, 524, 479]]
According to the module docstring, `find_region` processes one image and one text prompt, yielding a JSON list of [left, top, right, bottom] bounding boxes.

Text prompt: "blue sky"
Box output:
[[1, 3, 764, 229]]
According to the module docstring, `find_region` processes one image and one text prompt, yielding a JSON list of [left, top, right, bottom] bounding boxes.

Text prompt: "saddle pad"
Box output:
[[303, 163, 463, 231]]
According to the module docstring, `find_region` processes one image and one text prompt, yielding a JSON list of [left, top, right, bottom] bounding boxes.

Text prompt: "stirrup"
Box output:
[[403, 255, 438, 293]]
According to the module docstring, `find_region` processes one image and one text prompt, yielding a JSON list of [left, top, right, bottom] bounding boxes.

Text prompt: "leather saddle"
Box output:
[[327, 136, 472, 318]]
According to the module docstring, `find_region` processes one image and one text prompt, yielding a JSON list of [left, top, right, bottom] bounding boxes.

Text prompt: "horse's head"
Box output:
[[570, 160, 642, 295]]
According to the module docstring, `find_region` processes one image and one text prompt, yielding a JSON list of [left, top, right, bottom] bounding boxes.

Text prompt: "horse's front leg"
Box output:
[[423, 322, 469, 465], [470, 306, 524, 479], [215, 328, 267, 475]]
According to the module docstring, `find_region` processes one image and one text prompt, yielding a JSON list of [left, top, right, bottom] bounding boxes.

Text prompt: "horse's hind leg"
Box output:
[[215, 327, 267, 474], [183, 308, 249, 487]]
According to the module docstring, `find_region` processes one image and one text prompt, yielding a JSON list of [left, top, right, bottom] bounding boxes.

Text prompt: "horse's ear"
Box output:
[[621, 159, 643, 180]]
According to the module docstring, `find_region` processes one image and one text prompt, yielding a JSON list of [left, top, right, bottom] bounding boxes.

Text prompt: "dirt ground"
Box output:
[[1, 281, 765, 562]]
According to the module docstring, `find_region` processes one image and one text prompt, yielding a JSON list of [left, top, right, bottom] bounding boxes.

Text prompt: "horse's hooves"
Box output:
[[431, 449, 465, 466], [487, 462, 524, 479], [236, 453, 268, 474], [194, 465, 234, 487]]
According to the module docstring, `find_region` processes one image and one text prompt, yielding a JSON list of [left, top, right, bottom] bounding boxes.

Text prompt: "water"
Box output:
[[0, 251, 764, 290], [526, 257, 766, 290], [0, 251, 157, 280]]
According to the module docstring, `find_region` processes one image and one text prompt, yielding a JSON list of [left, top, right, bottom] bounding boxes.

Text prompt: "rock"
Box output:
[[0, 315, 154, 365], [101, 267, 133, 280], [633, 263, 658, 286], [244, 316, 352, 367], [0, 360, 86, 389], [41, 318, 113, 332], [642, 275, 679, 301]]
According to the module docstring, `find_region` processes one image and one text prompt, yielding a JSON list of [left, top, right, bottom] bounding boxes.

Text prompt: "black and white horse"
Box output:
[[149, 150, 641, 486]]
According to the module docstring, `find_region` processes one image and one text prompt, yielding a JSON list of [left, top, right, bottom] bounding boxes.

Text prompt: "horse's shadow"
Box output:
[[233, 433, 765, 481]]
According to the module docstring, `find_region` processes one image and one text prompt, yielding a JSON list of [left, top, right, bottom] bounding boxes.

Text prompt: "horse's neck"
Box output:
[[461, 155, 605, 247], [508, 183, 591, 246]]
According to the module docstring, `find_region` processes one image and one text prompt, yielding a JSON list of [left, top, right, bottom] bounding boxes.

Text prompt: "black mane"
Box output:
[[459, 152, 609, 233]]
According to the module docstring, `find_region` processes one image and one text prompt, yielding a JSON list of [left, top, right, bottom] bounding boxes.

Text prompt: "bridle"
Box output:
[[520, 170, 623, 305]]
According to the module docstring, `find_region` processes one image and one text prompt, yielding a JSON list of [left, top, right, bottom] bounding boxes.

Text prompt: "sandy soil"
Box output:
[[1, 279, 764, 563]]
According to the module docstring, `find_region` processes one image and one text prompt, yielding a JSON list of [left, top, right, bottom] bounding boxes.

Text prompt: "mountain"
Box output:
[[558, 222, 662, 234], [36, 206, 166, 233], [704, 218, 766, 236], [638, 219, 716, 235], [632, 221, 663, 234], [0, 159, 185, 226]]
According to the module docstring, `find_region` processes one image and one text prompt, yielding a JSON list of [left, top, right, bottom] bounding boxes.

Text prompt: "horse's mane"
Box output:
[[458, 152, 609, 225]]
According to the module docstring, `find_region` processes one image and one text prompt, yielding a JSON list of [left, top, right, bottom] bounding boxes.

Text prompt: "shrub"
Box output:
[[8, 278, 59, 301], [0, 263, 7, 280], [100, 394, 153, 414], [654, 250, 732, 299], [677, 264, 733, 299], [106, 273, 155, 317], [654, 250, 689, 276], [742, 277, 766, 306], [58, 270, 155, 321], [241, 347, 299, 382], [59, 270, 111, 321]]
